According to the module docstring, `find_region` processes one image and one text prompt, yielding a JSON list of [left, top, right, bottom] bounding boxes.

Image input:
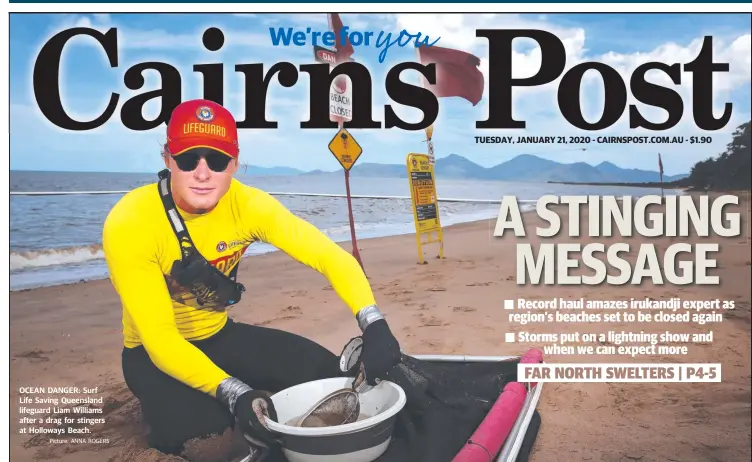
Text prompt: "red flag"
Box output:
[[658, 153, 664, 177], [328, 13, 354, 62], [326, 13, 353, 97], [417, 45, 484, 106]]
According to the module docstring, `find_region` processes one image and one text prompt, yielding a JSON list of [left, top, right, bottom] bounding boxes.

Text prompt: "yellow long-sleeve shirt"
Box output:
[[102, 178, 376, 397]]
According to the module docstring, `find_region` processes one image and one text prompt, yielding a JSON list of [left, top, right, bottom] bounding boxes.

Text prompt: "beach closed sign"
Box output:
[[330, 75, 353, 123], [312, 45, 353, 123], [407, 153, 444, 263]]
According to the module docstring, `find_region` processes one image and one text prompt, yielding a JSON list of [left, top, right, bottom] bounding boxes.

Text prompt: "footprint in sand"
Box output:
[[283, 289, 308, 297], [254, 306, 303, 326], [417, 272, 444, 284], [456, 259, 476, 269], [14, 349, 51, 362], [452, 306, 477, 312], [255, 315, 298, 326], [284, 289, 307, 296], [384, 288, 414, 298], [421, 340, 444, 350], [418, 315, 447, 327]]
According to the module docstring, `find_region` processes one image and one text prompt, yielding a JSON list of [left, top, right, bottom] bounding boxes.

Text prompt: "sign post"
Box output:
[[425, 124, 435, 165], [328, 128, 365, 270], [658, 152, 665, 200], [406, 153, 444, 264], [313, 38, 364, 271]]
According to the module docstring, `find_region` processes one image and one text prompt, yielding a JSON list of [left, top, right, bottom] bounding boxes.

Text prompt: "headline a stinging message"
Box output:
[[493, 194, 742, 285]]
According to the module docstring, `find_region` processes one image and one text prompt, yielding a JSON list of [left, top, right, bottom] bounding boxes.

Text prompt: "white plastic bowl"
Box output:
[[265, 377, 406, 462]]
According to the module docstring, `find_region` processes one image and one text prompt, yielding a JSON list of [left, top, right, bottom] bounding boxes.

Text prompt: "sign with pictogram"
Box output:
[[328, 127, 362, 171], [407, 152, 444, 264], [313, 14, 364, 273]]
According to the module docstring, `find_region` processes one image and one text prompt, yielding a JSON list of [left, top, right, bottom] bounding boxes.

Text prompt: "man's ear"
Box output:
[[161, 145, 171, 169]]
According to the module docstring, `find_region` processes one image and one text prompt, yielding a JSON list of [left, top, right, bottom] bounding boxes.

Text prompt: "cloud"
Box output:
[[48, 14, 200, 50], [12, 13, 751, 175], [46, 14, 301, 51], [260, 13, 329, 28], [391, 13, 749, 132], [383, 13, 749, 175], [390, 11, 750, 176]]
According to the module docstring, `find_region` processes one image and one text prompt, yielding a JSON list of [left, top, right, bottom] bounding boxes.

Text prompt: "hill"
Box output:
[[239, 165, 304, 176], [309, 153, 687, 183]]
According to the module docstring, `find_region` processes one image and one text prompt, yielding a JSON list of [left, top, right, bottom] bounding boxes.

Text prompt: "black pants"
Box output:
[[121, 318, 342, 455]]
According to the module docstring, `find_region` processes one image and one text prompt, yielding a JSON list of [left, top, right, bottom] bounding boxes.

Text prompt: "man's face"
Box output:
[[164, 148, 239, 214]]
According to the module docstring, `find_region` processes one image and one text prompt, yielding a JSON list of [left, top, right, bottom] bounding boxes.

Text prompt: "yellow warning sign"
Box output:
[[407, 153, 444, 264], [328, 127, 363, 171]]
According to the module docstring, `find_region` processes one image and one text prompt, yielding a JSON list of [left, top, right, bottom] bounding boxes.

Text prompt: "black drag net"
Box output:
[[374, 354, 519, 462], [264, 354, 536, 462]]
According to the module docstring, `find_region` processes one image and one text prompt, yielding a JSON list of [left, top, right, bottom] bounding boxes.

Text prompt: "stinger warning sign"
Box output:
[[328, 127, 363, 171], [407, 153, 444, 264]]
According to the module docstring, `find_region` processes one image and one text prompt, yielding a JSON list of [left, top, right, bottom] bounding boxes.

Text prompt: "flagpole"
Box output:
[[658, 152, 664, 200], [343, 121, 364, 271], [415, 47, 435, 165], [414, 46, 443, 262], [329, 13, 364, 272], [661, 177, 664, 200]]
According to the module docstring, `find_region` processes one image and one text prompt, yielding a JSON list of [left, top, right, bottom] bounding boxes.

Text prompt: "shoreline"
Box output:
[[10, 188, 693, 292], [9, 209, 507, 292], [9, 192, 751, 462], [9, 215, 496, 293], [547, 181, 689, 189]]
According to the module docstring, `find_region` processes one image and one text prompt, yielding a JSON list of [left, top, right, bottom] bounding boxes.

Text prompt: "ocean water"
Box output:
[[9, 171, 679, 291]]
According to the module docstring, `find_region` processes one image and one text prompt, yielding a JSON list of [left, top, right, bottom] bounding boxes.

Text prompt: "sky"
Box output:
[[9, 12, 752, 176]]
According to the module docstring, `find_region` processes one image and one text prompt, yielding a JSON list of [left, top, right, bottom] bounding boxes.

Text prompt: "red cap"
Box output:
[[166, 99, 239, 158]]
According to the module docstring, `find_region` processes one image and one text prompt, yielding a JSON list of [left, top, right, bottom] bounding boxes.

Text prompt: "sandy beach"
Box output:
[[9, 192, 751, 462]]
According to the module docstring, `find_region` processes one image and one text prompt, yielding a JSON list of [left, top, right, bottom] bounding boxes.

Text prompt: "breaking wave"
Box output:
[[10, 245, 104, 271], [8, 204, 507, 276]]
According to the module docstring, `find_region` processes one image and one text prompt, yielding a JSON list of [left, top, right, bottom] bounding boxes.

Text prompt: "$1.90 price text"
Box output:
[[475, 135, 713, 146]]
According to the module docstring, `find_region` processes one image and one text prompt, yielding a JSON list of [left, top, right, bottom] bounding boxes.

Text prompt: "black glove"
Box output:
[[234, 390, 280, 448], [360, 318, 402, 385]]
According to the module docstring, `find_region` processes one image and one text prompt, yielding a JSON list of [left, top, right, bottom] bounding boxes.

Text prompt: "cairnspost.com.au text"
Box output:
[[268, 27, 441, 62]]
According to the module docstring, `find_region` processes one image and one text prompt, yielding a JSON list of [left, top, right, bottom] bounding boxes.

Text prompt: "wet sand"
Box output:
[[9, 192, 751, 462]]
